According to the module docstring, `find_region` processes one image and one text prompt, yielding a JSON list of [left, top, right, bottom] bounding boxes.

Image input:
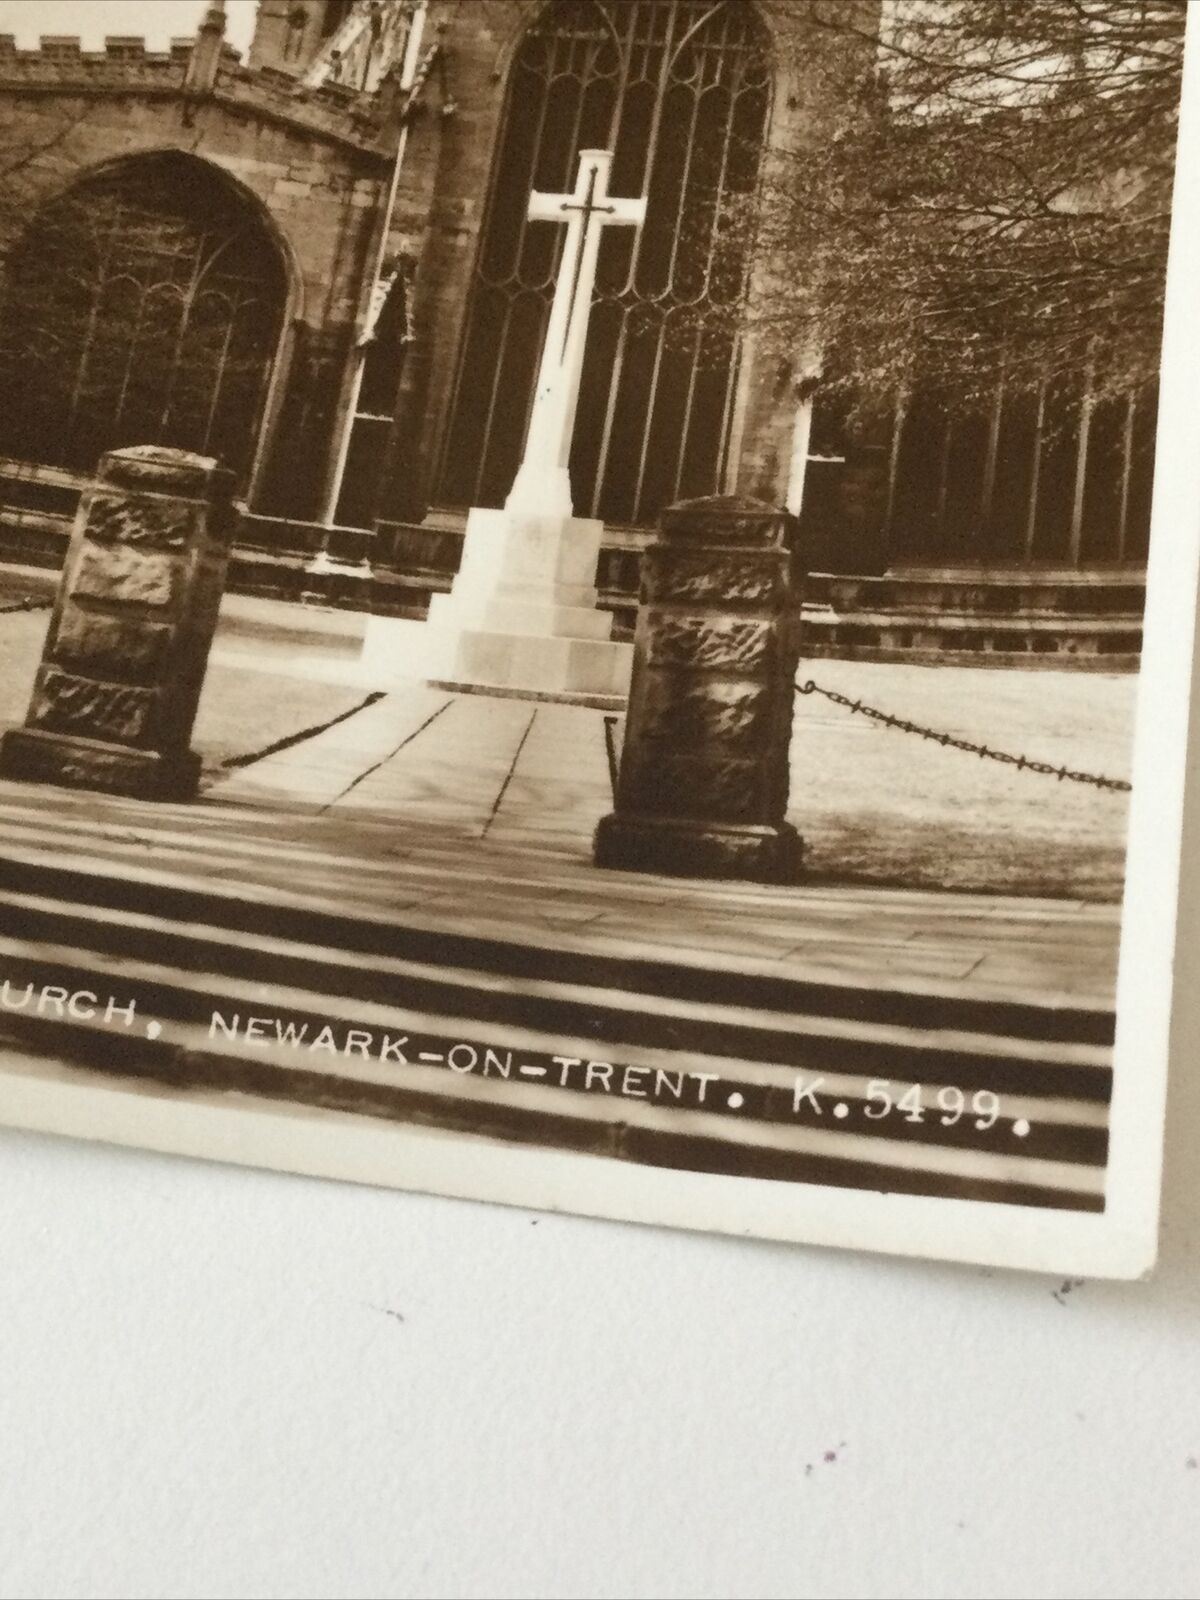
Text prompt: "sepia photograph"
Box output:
[[0, 0, 1195, 1276]]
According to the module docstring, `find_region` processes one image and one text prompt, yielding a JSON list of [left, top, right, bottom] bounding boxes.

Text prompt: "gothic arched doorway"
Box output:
[[436, 0, 772, 527], [0, 151, 288, 487]]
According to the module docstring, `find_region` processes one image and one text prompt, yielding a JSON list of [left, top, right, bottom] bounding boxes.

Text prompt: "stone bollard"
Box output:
[[594, 494, 804, 884], [0, 445, 236, 801]]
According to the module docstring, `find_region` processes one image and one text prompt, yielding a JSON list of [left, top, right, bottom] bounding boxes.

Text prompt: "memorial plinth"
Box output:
[[594, 494, 805, 884], [423, 506, 630, 698], [0, 446, 236, 800]]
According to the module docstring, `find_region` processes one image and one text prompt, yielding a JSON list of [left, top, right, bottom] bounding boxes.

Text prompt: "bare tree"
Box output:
[[735, 0, 1186, 414]]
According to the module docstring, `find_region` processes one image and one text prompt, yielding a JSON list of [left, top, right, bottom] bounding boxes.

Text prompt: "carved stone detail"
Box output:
[[646, 615, 773, 673], [643, 550, 777, 606], [622, 753, 761, 823], [30, 667, 155, 744], [595, 494, 804, 884], [660, 495, 781, 545], [637, 679, 769, 751], [74, 542, 179, 609], [97, 444, 228, 499], [0, 444, 235, 800], [85, 491, 195, 549], [53, 609, 172, 683]]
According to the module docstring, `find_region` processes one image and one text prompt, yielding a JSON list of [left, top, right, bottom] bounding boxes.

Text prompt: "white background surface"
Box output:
[[0, 1, 1198, 1594]]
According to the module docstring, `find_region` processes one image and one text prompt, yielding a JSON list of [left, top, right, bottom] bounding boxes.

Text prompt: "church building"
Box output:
[[0, 0, 1148, 663]]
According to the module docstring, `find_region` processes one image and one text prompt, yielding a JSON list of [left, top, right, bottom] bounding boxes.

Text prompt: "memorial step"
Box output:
[[800, 569, 1145, 669], [813, 569, 1147, 614], [0, 793, 1119, 1033], [0, 822, 1113, 1213]]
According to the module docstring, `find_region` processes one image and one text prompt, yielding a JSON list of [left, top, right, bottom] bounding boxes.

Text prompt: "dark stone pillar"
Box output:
[[594, 494, 804, 884], [835, 442, 891, 575], [0, 445, 236, 801], [799, 443, 891, 576]]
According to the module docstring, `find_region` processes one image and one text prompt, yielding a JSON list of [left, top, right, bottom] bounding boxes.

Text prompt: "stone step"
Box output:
[[0, 887, 1113, 1083], [0, 1008, 1108, 1208], [797, 569, 1145, 669], [0, 770, 1116, 1208], [812, 601, 1144, 627], [806, 608, 1141, 634], [0, 793, 1123, 938], [0, 859, 1111, 1209], [813, 571, 1145, 610], [802, 642, 1143, 672], [802, 601, 1141, 668], [0, 830, 1115, 1044], [0, 506, 71, 570]]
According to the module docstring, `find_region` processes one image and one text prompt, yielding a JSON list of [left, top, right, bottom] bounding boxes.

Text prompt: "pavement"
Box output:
[[0, 685, 1120, 1009], [0, 577, 1130, 1003]]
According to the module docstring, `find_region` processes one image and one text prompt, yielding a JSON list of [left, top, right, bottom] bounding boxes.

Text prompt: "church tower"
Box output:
[[247, 0, 356, 76]]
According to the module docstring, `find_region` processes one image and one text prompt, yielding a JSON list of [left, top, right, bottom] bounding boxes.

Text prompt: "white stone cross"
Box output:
[[504, 149, 646, 520]]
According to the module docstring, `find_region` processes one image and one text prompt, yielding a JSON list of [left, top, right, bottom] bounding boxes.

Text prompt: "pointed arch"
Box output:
[[0, 150, 290, 488], [436, 0, 773, 527]]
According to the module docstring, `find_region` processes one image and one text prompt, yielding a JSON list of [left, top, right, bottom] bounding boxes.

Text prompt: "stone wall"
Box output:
[[728, 0, 882, 511], [374, 1, 532, 524]]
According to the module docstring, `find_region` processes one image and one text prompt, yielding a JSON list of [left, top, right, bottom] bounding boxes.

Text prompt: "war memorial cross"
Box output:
[[505, 149, 647, 517]]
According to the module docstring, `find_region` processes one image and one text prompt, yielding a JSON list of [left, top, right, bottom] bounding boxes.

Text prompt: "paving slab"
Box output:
[[0, 635, 1133, 1006]]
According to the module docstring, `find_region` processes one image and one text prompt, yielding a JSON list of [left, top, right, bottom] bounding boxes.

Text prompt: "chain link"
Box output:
[[795, 678, 1132, 793]]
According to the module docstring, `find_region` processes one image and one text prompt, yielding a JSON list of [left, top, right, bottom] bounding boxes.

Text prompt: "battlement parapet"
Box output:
[[0, 35, 183, 80], [0, 34, 394, 157], [0, 33, 243, 80]]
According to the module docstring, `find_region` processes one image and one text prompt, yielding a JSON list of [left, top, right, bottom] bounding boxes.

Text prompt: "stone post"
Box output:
[[594, 494, 804, 884], [183, 0, 227, 96], [0, 446, 236, 801]]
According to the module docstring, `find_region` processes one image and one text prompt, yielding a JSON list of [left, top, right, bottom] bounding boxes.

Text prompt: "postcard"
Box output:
[[0, 0, 1195, 1277]]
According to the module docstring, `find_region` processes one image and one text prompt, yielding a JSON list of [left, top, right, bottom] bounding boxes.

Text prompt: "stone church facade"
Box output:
[[0, 0, 1150, 661]]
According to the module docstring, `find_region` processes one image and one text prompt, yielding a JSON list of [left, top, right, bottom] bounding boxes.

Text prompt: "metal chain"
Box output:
[[795, 678, 1132, 793]]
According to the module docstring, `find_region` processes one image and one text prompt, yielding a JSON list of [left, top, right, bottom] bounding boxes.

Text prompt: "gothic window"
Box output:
[[885, 380, 1156, 565], [0, 152, 288, 487], [437, 0, 772, 527]]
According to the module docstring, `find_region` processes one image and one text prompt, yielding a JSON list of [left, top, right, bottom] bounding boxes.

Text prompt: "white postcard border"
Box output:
[[3, 5, 1200, 1279]]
